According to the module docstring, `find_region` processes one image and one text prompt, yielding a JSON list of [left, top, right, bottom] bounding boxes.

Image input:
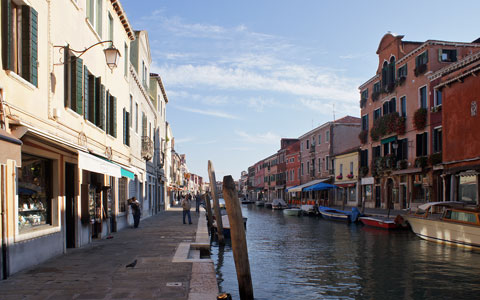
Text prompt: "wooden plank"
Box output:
[[223, 175, 253, 300], [207, 160, 224, 244]]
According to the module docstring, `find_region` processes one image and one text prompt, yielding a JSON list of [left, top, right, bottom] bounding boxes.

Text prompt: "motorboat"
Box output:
[[359, 215, 404, 230], [300, 204, 318, 216], [283, 207, 302, 216], [255, 200, 265, 207], [272, 199, 287, 210], [319, 206, 361, 223], [264, 202, 273, 209], [403, 201, 480, 249]]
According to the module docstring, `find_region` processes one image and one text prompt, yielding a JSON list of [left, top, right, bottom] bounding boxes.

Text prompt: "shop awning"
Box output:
[[78, 151, 121, 177], [304, 182, 338, 191], [287, 179, 327, 192], [121, 168, 135, 179], [286, 185, 300, 192], [381, 136, 397, 144]]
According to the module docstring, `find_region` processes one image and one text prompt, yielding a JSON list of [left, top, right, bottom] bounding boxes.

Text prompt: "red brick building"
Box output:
[[285, 140, 300, 203], [430, 52, 480, 204], [358, 33, 480, 209]]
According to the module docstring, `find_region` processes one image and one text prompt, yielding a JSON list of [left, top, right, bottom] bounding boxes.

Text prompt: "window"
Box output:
[[318, 158, 322, 173], [360, 149, 368, 167], [64, 52, 83, 114], [340, 164, 343, 175], [2, 2, 38, 86], [307, 162, 310, 174], [373, 82, 380, 93], [106, 92, 117, 137], [416, 51, 428, 67], [361, 89, 368, 100], [389, 97, 396, 113], [306, 140, 309, 149], [433, 127, 442, 153], [301, 163, 304, 175], [435, 89, 442, 107], [372, 146, 381, 159], [318, 134, 321, 144], [397, 139, 408, 160], [108, 12, 113, 42], [383, 101, 389, 115], [374, 108, 381, 121], [350, 162, 353, 175], [129, 95, 133, 128], [135, 103, 138, 133], [400, 96, 407, 117], [123, 108, 130, 146], [18, 153, 53, 234], [439, 49, 457, 62], [119, 177, 127, 212], [326, 131, 329, 142], [361, 114, 369, 131], [416, 132, 428, 157], [124, 43, 128, 77], [325, 156, 329, 170], [398, 64, 407, 78], [86, 0, 103, 37], [419, 86, 427, 109], [84, 67, 105, 130]]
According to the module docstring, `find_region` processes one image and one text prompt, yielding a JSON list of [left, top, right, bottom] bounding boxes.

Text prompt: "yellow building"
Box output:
[[333, 149, 360, 207]]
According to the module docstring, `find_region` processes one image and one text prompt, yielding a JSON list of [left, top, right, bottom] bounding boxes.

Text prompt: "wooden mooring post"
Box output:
[[223, 175, 254, 300], [203, 192, 214, 232], [208, 160, 225, 244]]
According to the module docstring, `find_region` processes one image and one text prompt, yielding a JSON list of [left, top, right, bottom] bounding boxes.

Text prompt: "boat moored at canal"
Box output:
[[319, 206, 361, 222], [359, 216, 404, 230], [283, 208, 302, 216], [404, 202, 480, 249]]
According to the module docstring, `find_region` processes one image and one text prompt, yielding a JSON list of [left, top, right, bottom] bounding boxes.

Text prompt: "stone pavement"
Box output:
[[0, 209, 218, 300]]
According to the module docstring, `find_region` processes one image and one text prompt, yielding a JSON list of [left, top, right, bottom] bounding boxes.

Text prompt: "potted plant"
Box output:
[[414, 108, 427, 130], [347, 173, 354, 179], [336, 174, 343, 180], [415, 156, 428, 169], [359, 130, 368, 144]]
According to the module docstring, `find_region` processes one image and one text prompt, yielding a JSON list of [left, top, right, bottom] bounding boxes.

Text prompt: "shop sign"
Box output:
[[361, 177, 374, 185]]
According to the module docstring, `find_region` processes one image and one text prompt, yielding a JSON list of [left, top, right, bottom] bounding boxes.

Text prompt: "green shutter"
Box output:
[[126, 111, 130, 146], [123, 108, 126, 144], [64, 45, 69, 107], [96, 0, 102, 38], [97, 77, 104, 130], [2, 0, 13, 70], [71, 57, 83, 114], [84, 66, 89, 119], [30, 7, 38, 86], [113, 96, 117, 138], [142, 113, 147, 137], [105, 89, 110, 134], [88, 74, 95, 123]]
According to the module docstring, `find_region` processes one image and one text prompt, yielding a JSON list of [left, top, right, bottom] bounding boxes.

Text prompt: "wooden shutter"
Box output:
[[21, 5, 37, 86], [97, 77, 104, 130], [142, 113, 147, 137], [423, 133, 428, 156], [126, 111, 130, 146], [71, 57, 83, 114], [64, 45, 69, 107], [106, 90, 110, 135], [88, 74, 95, 123], [2, 0, 13, 70], [122, 108, 126, 144], [113, 96, 117, 138], [84, 65, 89, 120]]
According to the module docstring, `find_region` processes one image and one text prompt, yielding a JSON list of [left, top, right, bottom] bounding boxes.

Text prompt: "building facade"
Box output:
[[358, 33, 480, 210]]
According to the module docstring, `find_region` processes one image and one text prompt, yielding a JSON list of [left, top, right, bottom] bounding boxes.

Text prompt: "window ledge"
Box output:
[[15, 225, 61, 243], [70, 0, 80, 10], [85, 18, 102, 42], [66, 107, 83, 118], [6, 70, 36, 90]]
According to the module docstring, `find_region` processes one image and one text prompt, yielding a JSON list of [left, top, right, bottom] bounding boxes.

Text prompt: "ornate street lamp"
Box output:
[[54, 40, 120, 70]]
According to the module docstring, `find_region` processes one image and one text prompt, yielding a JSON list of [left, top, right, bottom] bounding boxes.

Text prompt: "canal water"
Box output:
[[211, 205, 480, 300]]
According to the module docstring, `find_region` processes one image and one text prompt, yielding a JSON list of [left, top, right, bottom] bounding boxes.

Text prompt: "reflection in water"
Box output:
[[211, 205, 480, 300]]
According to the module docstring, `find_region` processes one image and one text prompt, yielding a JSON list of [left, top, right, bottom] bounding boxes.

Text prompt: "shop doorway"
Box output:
[[400, 184, 407, 208], [65, 163, 76, 248], [375, 186, 381, 208], [386, 178, 394, 210]]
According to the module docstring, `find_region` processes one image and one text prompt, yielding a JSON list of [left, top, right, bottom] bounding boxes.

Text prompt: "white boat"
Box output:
[[404, 201, 480, 249], [272, 199, 287, 210], [283, 208, 302, 216]]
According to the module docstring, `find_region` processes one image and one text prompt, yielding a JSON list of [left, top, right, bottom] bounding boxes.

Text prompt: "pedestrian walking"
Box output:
[[129, 197, 141, 228], [181, 195, 192, 224], [195, 193, 201, 214]]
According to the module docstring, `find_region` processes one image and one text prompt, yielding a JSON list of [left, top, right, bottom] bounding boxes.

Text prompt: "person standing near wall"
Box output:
[[129, 197, 142, 228], [181, 195, 192, 224]]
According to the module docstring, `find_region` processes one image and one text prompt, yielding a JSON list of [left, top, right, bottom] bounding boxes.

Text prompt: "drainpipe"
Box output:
[[1, 165, 9, 279]]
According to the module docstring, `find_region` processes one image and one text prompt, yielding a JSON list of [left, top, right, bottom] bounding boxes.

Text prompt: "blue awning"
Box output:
[[121, 168, 135, 179], [303, 182, 337, 192]]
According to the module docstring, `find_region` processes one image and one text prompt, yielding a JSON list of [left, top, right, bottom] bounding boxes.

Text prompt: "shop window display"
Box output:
[[18, 153, 52, 233]]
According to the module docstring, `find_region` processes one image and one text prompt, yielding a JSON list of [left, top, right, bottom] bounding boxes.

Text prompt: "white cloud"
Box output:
[[235, 130, 280, 145], [173, 105, 240, 120], [175, 137, 195, 144]]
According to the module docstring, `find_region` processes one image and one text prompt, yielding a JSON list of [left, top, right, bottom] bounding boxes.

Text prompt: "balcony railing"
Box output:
[[141, 136, 154, 160]]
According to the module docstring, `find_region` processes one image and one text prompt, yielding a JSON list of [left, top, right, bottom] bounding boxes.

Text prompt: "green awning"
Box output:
[[121, 168, 135, 179], [381, 136, 397, 144]]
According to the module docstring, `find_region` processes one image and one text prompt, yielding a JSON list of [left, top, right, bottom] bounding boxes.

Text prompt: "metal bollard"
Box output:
[[217, 293, 232, 300]]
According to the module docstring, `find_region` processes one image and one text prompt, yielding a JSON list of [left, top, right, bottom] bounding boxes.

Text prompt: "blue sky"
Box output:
[[121, 0, 480, 181]]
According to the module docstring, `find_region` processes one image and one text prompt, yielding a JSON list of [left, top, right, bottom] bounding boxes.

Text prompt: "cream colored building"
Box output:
[[333, 149, 360, 207], [0, 0, 175, 277]]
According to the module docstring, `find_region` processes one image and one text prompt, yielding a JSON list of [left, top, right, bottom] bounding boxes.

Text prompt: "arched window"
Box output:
[[382, 61, 388, 87], [389, 56, 396, 84]]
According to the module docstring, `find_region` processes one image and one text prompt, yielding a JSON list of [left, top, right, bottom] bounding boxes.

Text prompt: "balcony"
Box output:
[[309, 145, 316, 153], [141, 136, 154, 160]]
